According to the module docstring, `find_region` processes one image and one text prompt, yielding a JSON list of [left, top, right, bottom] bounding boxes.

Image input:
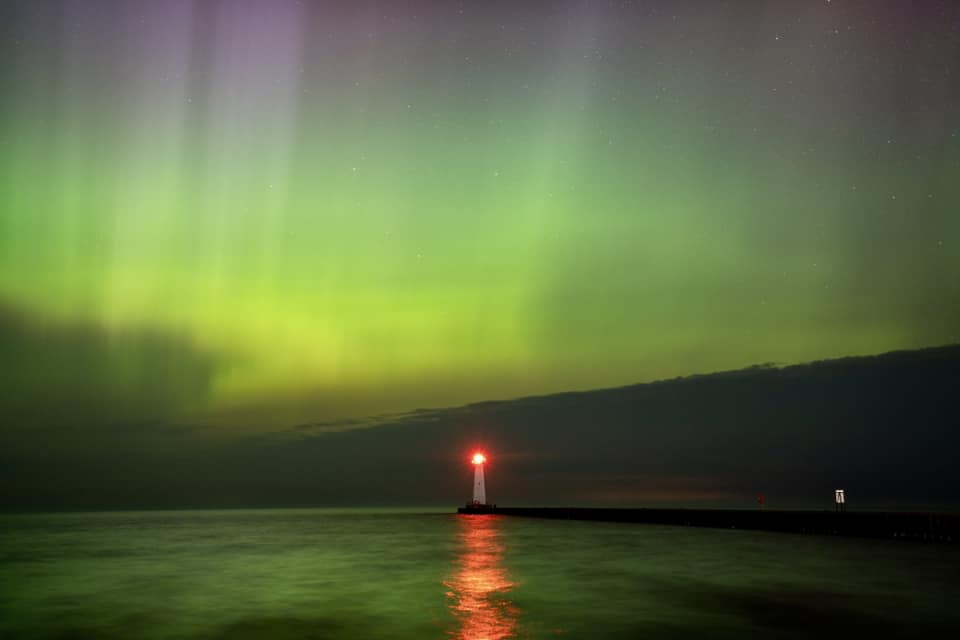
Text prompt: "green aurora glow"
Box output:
[[1, 1, 958, 431]]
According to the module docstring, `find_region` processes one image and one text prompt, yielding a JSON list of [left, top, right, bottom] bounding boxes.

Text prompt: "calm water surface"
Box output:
[[1, 509, 958, 638]]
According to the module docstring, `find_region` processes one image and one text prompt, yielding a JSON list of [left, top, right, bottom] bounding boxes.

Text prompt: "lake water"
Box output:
[[1, 509, 958, 638]]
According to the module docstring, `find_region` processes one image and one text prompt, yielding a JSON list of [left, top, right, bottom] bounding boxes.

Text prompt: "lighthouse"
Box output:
[[471, 452, 487, 505], [458, 451, 495, 513]]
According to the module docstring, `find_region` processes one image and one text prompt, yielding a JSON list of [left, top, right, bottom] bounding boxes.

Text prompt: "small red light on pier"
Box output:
[[472, 452, 486, 465]]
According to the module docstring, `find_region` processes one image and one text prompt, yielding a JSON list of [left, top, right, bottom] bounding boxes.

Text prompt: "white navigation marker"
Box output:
[[472, 452, 487, 505]]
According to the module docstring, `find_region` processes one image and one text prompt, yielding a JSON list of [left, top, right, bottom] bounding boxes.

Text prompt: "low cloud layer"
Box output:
[[3, 343, 957, 511]]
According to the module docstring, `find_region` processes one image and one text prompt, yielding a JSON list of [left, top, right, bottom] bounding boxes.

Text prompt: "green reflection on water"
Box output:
[[0, 509, 958, 638]]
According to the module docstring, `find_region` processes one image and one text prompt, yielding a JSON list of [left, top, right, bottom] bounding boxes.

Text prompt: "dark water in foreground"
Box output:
[[1, 509, 958, 639]]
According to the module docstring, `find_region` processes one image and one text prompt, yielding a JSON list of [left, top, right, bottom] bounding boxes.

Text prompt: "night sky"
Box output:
[[1, 1, 958, 508]]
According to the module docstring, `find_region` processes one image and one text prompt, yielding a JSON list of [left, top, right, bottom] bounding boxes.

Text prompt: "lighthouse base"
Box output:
[[458, 502, 497, 514]]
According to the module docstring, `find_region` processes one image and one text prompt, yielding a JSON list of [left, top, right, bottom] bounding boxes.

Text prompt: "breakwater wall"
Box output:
[[456, 506, 958, 543]]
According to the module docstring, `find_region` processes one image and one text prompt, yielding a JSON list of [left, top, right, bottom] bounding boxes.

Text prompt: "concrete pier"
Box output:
[[456, 506, 958, 543]]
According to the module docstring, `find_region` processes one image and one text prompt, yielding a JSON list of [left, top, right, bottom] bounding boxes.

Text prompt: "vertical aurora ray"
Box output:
[[0, 0, 957, 429]]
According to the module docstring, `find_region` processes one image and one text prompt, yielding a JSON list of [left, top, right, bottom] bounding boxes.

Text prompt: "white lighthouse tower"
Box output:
[[458, 451, 495, 513], [471, 452, 487, 505]]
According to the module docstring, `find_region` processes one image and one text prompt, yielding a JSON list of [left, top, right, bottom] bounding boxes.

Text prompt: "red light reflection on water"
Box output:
[[445, 515, 519, 639]]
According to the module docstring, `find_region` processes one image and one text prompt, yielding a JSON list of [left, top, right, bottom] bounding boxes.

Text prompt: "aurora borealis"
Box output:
[[1, 0, 959, 481]]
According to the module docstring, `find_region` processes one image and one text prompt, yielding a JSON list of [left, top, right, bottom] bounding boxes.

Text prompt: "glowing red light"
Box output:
[[472, 452, 486, 465]]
